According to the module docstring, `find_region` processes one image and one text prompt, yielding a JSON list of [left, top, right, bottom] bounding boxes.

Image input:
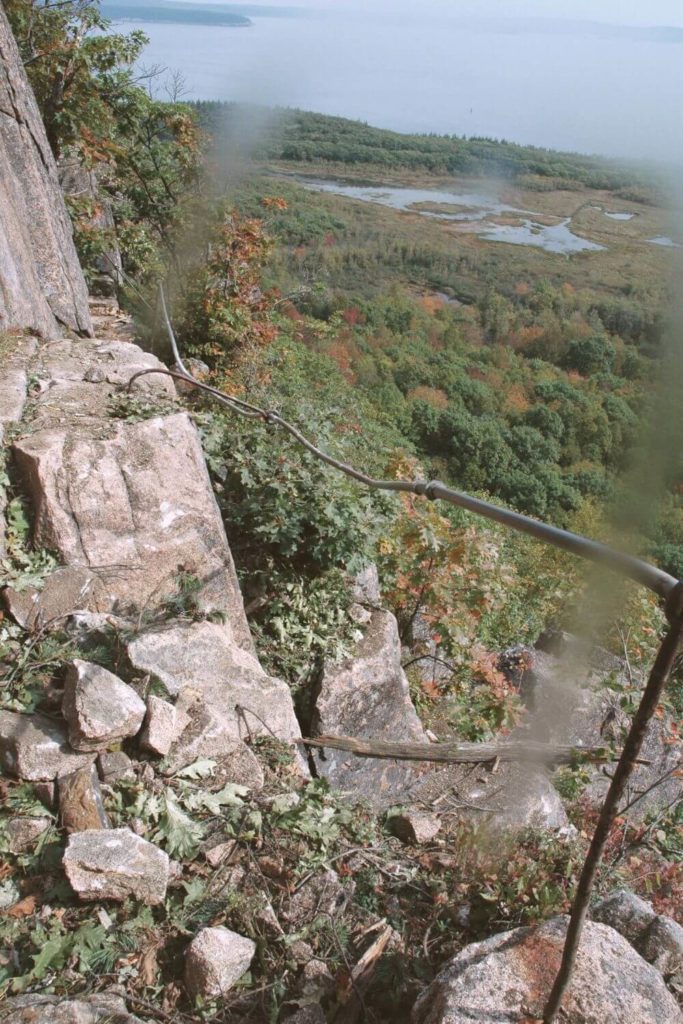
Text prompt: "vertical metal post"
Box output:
[[543, 582, 683, 1022]]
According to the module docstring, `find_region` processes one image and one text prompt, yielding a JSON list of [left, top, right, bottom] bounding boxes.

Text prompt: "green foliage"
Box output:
[[107, 767, 251, 861], [197, 104, 661, 196], [250, 569, 361, 690], [563, 334, 617, 376], [201, 409, 388, 574], [4, 0, 145, 159], [0, 622, 77, 713], [465, 828, 583, 932], [269, 779, 375, 869], [175, 211, 277, 385], [6, 0, 202, 282], [0, 494, 57, 593], [378, 471, 574, 738]]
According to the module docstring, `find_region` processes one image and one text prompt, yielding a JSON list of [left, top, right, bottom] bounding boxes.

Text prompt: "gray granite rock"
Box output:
[[0, 7, 92, 338], [352, 563, 381, 606], [412, 916, 682, 1024], [97, 751, 136, 784], [184, 926, 256, 1000], [524, 641, 682, 821], [0, 711, 94, 781], [311, 610, 429, 808], [63, 829, 169, 905], [7, 815, 51, 854], [127, 620, 304, 777], [62, 660, 145, 752], [640, 916, 683, 978], [14, 412, 253, 646], [591, 889, 658, 946], [390, 810, 442, 844], [409, 759, 568, 835], [0, 991, 144, 1023], [140, 695, 190, 756]]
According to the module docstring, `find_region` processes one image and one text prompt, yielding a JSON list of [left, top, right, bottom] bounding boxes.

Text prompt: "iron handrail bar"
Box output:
[[127, 368, 678, 604]]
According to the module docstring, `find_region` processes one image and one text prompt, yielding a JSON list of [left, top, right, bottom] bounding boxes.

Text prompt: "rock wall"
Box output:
[[1, 300, 305, 790], [0, 7, 92, 338]]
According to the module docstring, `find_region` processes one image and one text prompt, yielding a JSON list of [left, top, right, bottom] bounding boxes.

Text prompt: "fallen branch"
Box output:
[[332, 923, 395, 1024], [298, 735, 647, 767]]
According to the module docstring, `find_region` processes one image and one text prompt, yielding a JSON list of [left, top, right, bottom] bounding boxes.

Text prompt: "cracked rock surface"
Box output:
[[412, 916, 683, 1024], [62, 660, 145, 752], [0, 6, 92, 338], [184, 927, 256, 1000], [63, 829, 169, 905]]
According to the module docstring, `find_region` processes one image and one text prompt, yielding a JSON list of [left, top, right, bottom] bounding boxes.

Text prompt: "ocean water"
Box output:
[[114, 11, 683, 164]]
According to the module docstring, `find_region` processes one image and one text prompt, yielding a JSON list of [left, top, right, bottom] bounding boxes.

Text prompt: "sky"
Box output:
[[179, 0, 683, 27]]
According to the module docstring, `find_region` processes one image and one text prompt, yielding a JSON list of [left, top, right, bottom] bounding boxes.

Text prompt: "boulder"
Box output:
[[63, 829, 169, 904], [591, 889, 658, 946], [2, 567, 96, 632], [162, 718, 265, 791], [0, 710, 94, 781], [524, 641, 682, 820], [126, 620, 304, 775], [640, 916, 683, 978], [310, 610, 429, 808], [0, 6, 92, 339], [13, 412, 252, 646], [184, 926, 256, 1000], [408, 760, 569, 834], [62, 660, 145, 752], [26, 336, 175, 432], [390, 810, 441, 845], [7, 815, 51, 854], [0, 993, 137, 1023], [97, 750, 136, 784], [352, 563, 381, 606], [592, 890, 683, 985], [412, 916, 682, 1024], [58, 765, 109, 833], [140, 695, 190, 756], [0, 991, 144, 1023]]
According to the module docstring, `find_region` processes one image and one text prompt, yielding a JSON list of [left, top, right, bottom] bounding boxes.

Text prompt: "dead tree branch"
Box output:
[[297, 735, 645, 767]]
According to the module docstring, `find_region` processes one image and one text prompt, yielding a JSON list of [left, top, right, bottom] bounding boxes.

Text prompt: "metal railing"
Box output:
[[124, 285, 683, 1023]]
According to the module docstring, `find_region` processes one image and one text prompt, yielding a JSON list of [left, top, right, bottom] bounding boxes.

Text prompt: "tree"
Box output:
[[4, 0, 145, 159], [5, 0, 202, 278], [562, 334, 616, 376]]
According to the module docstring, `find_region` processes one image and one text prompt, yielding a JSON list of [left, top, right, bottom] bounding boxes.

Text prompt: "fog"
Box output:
[[121, 1, 683, 164]]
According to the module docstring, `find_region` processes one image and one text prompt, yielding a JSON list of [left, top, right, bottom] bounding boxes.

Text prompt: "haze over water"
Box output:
[[114, 6, 683, 164]]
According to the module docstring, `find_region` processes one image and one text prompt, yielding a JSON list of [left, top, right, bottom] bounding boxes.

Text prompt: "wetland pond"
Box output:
[[294, 178, 605, 255]]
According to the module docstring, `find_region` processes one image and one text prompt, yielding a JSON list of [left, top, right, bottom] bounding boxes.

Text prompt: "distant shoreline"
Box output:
[[102, 5, 252, 28]]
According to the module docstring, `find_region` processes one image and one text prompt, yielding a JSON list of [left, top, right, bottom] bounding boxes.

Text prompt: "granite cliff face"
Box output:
[[0, 6, 92, 339]]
